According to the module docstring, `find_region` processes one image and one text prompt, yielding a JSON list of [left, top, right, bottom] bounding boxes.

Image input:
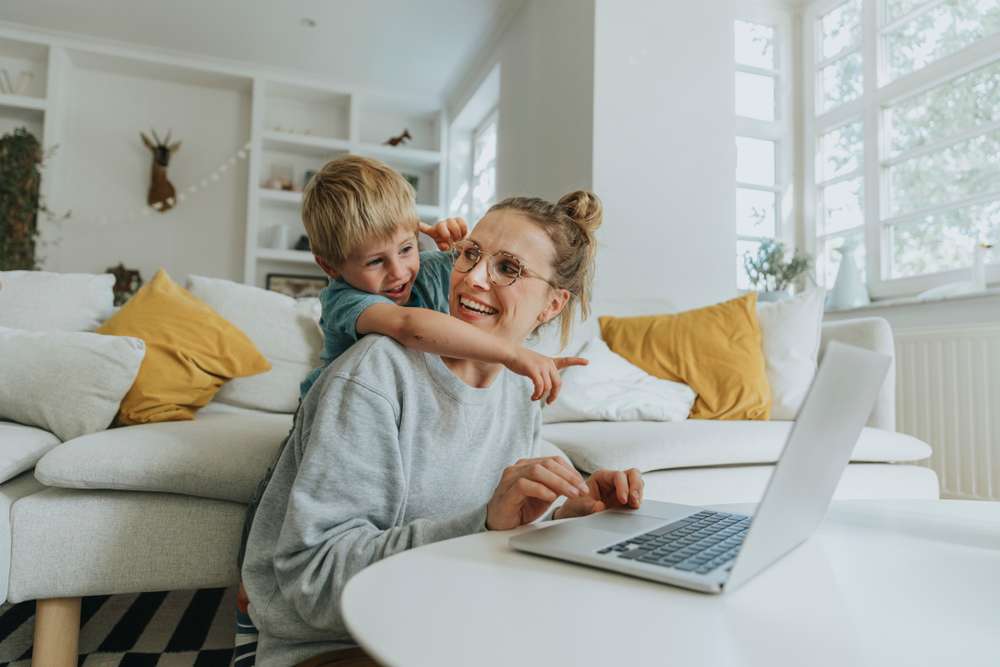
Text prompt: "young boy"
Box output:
[[298, 154, 581, 402], [234, 155, 584, 667]]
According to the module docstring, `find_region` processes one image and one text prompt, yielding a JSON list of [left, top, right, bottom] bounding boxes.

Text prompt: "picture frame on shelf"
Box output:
[[402, 173, 420, 192], [265, 273, 328, 298]]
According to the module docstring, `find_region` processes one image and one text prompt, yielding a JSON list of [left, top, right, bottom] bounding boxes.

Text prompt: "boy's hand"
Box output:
[[419, 218, 468, 250], [505, 346, 588, 404]]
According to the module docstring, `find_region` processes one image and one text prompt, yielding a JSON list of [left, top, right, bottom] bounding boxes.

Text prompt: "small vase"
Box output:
[[828, 241, 870, 310], [757, 290, 791, 303]]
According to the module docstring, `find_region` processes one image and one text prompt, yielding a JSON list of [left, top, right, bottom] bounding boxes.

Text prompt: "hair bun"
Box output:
[[557, 191, 603, 234]]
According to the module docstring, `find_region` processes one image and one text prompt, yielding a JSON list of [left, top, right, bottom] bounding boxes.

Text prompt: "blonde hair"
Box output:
[[301, 155, 420, 267], [487, 191, 603, 348]]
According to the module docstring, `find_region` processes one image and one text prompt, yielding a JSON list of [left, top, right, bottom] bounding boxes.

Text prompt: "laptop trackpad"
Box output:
[[582, 511, 670, 536]]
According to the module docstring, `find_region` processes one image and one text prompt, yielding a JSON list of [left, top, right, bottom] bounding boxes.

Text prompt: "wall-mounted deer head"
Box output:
[[140, 129, 181, 212]]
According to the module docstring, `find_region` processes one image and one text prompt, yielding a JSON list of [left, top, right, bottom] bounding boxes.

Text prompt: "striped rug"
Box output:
[[0, 587, 237, 666]]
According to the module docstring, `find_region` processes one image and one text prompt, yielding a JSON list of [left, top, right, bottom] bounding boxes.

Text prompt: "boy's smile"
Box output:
[[330, 227, 420, 305]]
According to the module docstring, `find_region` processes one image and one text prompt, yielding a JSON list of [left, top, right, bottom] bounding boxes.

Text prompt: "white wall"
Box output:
[[591, 0, 737, 311], [42, 65, 250, 283], [448, 0, 595, 203]]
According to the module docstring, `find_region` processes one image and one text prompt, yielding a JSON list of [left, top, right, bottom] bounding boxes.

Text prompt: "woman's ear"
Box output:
[[537, 288, 571, 325]]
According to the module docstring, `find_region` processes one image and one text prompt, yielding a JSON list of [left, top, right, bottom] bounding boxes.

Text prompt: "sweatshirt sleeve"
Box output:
[[272, 375, 487, 635]]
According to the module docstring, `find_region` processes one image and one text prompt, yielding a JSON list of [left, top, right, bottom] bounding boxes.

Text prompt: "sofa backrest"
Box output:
[[819, 317, 896, 431]]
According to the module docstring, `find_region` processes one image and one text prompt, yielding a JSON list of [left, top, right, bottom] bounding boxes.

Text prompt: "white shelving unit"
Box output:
[[246, 80, 447, 286], [0, 24, 448, 288]]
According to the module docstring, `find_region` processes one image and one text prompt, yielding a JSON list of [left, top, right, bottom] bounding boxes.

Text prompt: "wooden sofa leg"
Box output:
[[33, 597, 81, 667]]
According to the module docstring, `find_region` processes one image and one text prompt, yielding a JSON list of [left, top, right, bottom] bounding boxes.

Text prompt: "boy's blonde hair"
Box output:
[[302, 155, 419, 267]]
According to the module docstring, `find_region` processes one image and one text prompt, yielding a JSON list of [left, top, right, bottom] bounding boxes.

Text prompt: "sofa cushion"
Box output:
[[0, 472, 47, 603], [34, 403, 291, 503], [0, 326, 146, 442], [96, 270, 272, 425], [757, 289, 825, 420], [0, 422, 59, 485], [599, 293, 771, 420], [541, 420, 932, 473], [187, 275, 322, 414], [0, 271, 114, 331]]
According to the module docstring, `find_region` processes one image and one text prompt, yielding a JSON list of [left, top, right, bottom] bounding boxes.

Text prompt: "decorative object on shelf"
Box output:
[[272, 125, 313, 136], [303, 169, 317, 189], [263, 162, 295, 191], [265, 273, 327, 298], [917, 239, 996, 301], [384, 129, 412, 146], [827, 238, 870, 310], [140, 129, 181, 213], [402, 173, 420, 192], [743, 239, 812, 302], [0, 69, 33, 96], [294, 234, 311, 251], [0, 128, 60, 271], [105, 263, 143, 306], [262, 224, 290, 250]]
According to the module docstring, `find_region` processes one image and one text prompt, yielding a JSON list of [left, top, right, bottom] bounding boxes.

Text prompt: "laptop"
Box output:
[[510, 341, 891, 594]]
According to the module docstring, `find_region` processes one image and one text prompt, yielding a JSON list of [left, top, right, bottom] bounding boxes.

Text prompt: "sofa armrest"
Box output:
[[819, 317, 895, 431]]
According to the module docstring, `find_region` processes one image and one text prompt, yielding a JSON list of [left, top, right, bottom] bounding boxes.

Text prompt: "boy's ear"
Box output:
[[314, 255, 339, 279]]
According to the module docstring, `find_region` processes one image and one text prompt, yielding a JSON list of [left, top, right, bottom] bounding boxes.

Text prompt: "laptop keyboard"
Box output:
[[596, 510, 750, 576]]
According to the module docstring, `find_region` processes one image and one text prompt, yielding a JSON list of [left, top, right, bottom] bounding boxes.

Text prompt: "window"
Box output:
[[471, 110, 498, 222], [735, 11, 794, 289], [448, 65, 500, 225], [806, 0, 1000, 298]]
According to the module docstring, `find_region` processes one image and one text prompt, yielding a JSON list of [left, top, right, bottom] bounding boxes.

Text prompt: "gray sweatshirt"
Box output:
[[242, 334, 541, 666]]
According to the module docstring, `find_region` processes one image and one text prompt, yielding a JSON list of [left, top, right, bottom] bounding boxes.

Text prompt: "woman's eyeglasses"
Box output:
[[451, 240, 559, 289]]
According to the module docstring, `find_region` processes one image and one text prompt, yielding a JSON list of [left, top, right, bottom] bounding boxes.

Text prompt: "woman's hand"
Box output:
[[420, 217, 468, 250], [486, 457, 590, 530], [505, 345, 588, 404], [553, 468, 644, 520]]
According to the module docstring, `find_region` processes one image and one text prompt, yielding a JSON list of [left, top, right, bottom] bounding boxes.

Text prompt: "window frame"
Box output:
[[470, 107, 498, 222], [735, 5, 796, 290], [804, 0, 1000, 299]]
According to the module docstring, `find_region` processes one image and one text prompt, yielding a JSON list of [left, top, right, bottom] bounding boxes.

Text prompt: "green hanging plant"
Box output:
[[0, 127, 58, 271]]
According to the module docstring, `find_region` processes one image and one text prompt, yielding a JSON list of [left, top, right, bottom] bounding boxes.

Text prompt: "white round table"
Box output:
[[341, 500, 1000, 667]]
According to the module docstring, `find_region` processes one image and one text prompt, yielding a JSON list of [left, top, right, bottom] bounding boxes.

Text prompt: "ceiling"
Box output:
[[0, 0, 520, 97]]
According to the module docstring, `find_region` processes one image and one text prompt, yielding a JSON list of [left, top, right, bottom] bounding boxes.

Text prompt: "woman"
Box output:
[[242, 191, 644, 666]]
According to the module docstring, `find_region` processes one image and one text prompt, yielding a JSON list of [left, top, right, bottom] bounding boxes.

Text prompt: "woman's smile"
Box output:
[[457, 295, 499, 317]]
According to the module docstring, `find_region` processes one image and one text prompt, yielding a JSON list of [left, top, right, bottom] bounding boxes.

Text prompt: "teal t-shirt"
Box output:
[[299, 250, 453, 397]]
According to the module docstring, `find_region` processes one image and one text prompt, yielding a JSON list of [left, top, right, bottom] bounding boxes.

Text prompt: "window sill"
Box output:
[[825, 286, 1000, 316]]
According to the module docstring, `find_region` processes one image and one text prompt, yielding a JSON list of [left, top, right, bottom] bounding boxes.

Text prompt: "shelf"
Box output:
[[261, 130, 351, 157], [259, 188, 303, 205], [256, 248, 315, 264], [353, 142, 443, 170], [0, 94, 46, 112]]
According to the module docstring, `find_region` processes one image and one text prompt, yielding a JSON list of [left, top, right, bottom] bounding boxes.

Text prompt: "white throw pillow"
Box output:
[[0, 326, 145, 441], [756, 289, 826, 420], [187, 275, 323, 413], [0, 271, 115, 331], [543, 337, 696, 424]]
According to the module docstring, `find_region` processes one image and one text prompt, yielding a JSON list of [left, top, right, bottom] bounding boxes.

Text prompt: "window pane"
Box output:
[[473, 120, 497, 175], [736, 137, 776, 186], [889, 198, 1000, 277], [820, 51, 863, 111], [820, 0, 863, 58], [888, 128, 1000, 216], [735, 71, 776, 121], [737, 239, 762, 290], [737, 188, 777, 237], [816, 120, 864, 182], [735, 20, 776, 69], [820, 177, 865, 234], [885, 0, 1000, 81], [818, 232, 866, 288], [887, 59, 1000, 157], [887, 0, 935, 22]]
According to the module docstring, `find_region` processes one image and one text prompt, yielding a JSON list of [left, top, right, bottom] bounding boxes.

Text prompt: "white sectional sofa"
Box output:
[[0, 273, 938, 665]]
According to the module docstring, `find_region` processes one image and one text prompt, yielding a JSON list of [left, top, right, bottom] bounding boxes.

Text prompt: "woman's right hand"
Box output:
[[504, 346, 588, 404], [486, 457, 590, 530]]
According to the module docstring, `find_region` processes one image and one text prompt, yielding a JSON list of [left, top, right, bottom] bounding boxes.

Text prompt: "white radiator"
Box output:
[[895, 324, 1000, 501]]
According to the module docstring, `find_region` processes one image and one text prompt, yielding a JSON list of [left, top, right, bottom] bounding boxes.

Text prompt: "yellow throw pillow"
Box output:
[[599, 293, 771, 420], [97, 269, 271, 425]]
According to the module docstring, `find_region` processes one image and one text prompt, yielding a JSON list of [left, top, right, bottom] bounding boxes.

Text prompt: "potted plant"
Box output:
[[743, 239, 812, 302], [0, 128, 45, 270]]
